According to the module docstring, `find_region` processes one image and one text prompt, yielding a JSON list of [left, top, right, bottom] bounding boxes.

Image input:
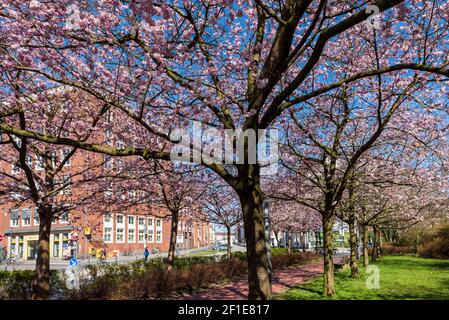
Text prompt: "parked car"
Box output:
[[213, 243, 231, 251]]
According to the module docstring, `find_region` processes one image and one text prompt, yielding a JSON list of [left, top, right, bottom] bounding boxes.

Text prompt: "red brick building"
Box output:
[[0, 134, 212, 260], [0, 204, 211, 260]]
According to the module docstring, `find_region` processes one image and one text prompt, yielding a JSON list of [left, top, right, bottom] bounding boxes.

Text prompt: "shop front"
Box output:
[[5, 226, 75, 260]]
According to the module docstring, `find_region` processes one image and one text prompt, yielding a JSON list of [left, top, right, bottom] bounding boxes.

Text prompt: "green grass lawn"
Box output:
[[276, 255, 449, 300]]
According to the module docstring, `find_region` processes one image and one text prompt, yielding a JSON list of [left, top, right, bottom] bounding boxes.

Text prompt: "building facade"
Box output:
[[0, 129, 211, 260], [0, 203, 211, 260]]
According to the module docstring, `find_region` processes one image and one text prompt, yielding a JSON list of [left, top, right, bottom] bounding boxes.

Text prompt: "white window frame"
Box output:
[[155, 219, 163, 243], [116, 227, 125, 243], [61, 149, 71, 166], [116, 214, 124, 226], [10, 209, 19, 227], [148, 229, 154, 243], [21, 208, 31, 226], [33, 208, 39, 226], [104, 155, 113, 170], [156, 230, 162, 243], [25, 156, 33, 168], [104, 227, 113, 243], [11, 163, 21, 175], [104, 213, 112, 225], [35, 156, 44, 171], [60, 212, 69, 224], [128, 228, 136, 243], [138, 216, 146, 243], [138, 229, 146, 243], [61, 175, 72, 195]]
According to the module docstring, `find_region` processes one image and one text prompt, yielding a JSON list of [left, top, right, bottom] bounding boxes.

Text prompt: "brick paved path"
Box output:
[[179, 261, 324, 300]]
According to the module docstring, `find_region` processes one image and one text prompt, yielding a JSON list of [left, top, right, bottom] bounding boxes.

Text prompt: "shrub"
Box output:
[[418, 225, 449, 259], [381, 244, 415, 256], [230, 251, 246, 260], [0, 270, 65, 300], [68, 251, 318, 299], [0, 251, 318, 299], [271, 248, 289, 255]]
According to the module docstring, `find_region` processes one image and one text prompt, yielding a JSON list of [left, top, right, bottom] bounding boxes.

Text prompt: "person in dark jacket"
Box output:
[[144, 246, 149, 261]]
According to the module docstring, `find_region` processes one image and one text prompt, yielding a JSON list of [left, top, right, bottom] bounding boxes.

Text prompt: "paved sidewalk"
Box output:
[[179, 261, 324, 300]]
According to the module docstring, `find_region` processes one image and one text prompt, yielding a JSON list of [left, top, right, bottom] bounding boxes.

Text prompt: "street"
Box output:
[[1, 244, 247, 271]]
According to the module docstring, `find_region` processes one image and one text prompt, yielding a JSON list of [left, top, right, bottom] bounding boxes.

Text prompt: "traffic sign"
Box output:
[[84, 227, 91, 235], [69, 258, 78, 267]]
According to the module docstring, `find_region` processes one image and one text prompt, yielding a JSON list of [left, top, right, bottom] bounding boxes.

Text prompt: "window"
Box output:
[[13, 136, 21, 148], [156, 219, 161, 228], [104, 227, 112, 243], [128, 229, 135, 243], [60, 212, 69, 224], [148, 218, 153, 228], [104, 188, 113, 198], [10, 209, 19, 227], [25, 156, 33, 168], [104, 129, 112, 144], [138, 229, 145, 243], [12, 163, 21, 175], [128, 216, 135, 225], [138, 217, 145, 226], [21, 208, 31, 226], [18, 236, 24, 258], [128, 190, 136, 201], [61, 176, 72, 195], [148, 230, 154, 243], [156, 230, 162, 243], [35, 156, 44, 170], [106, 110, 113, 123], [51, 151, 57, 168], [33, 208, 39, 226], [104, 155, 113, 170], [61, 149, 71, 166], [62, 233, 69, 250], [116, 228, 124, 243], [104, 213, 112, 224], [116, 214, 124, 225], [53, 234, 60, 257]]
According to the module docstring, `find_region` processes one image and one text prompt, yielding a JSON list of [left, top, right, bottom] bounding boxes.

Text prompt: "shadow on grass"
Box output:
[[277, 255, 449, 300]]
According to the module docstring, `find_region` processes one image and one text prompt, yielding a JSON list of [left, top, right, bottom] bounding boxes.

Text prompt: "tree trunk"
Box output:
[[372, 225, 379, 261], [362, 225, 369, 268], [274, 230, 280, 248], [376, 227, 382, 258], [348, 218, 359, 277], [166, 209, 179, 271], [238, 179, 272, 300], [226, 225, 232, 259], [322, 214, 336, 296], [302, 232, 306, 252], [32, 209, 52, 300], [315, 231, 319, 253]]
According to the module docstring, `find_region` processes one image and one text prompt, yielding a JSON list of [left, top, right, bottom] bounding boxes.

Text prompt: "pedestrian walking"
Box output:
[[101, 247, 107, 263], [144, 246, 149, 262]]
